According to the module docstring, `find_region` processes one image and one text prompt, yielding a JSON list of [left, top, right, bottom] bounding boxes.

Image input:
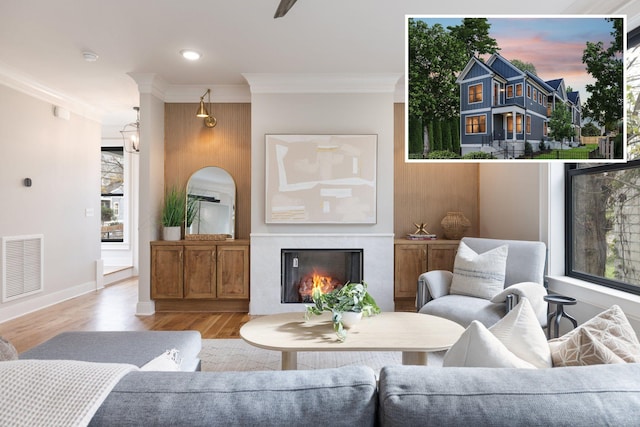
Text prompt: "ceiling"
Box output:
[[1, 0, 638, 126]]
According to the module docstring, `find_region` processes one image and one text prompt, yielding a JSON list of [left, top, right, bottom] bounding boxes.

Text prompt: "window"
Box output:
[[465, 115, 486, 134], [533, 88, 537, 102], [468, 83, 483, 103], [526, 115, 531, 134], [506, 114, 522, 133], [543, 122, 548, 136], [506, 84, 514, 98], [515, 83, 523, 97], [566, 161, 640, 295], [527, 85, 531, 98], [101, 147, 124, 242]]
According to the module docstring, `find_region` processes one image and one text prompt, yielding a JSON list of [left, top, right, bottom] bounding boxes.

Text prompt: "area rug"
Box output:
[[198, 339, 443, 373]]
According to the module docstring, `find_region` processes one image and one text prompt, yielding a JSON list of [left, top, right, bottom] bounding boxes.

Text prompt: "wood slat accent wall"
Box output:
[[393, 103, 479, 238], [164, 103, 251, 240]]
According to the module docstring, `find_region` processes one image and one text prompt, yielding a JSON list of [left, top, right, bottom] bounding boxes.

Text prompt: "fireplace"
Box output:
[[281, 249, 363, 303]]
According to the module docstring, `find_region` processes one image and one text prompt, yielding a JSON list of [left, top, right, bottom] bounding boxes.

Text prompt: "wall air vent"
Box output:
[[2, 235, 44, 302]]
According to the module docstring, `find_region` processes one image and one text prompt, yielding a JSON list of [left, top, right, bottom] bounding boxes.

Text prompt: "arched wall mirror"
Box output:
[[186, 166, 236, 239]]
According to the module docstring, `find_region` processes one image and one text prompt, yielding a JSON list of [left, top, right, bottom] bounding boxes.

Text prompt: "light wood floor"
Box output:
[[0, 278, 252, 353]]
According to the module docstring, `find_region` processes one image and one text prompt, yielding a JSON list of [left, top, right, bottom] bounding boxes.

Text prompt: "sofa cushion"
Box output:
[[450, 242, 508, 300], [89, 366, 378, 426], [443, 321, 535, 368], [20, 331, 202, 371], [378, 364, 640, 427], [549, 305, 640, 366], [419, 294, 504, 328]]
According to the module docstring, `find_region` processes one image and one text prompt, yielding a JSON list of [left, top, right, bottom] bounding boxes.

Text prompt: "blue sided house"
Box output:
[[456, 53, 582, 158]]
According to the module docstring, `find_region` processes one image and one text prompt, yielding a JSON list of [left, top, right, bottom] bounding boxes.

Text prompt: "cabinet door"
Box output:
[[151, 245, 183, 299], [394, 244, 427, 299], [184, 246, 217, 299], [427, 244, 458, 272], [216, 245, 249, 299]]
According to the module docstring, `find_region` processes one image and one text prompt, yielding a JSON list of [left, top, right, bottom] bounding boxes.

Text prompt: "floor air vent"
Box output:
[[2, 235, 44, 302]]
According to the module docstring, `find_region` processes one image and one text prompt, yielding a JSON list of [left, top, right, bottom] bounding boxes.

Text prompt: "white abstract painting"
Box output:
[[265, 134, 377, 224]]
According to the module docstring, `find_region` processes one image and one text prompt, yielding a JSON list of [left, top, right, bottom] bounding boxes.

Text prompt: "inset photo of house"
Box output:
[[406, 16, 625, 161]]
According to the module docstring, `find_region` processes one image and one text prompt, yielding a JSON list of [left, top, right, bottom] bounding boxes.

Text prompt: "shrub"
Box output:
[[538, 141, 546, 152], [427, 150, 461, 159], [461, 151, 495, 159], [524, 142, 533, 157]]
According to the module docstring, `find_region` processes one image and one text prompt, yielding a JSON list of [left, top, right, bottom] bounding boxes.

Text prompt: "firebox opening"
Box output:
[[281, 249, 363, 303]]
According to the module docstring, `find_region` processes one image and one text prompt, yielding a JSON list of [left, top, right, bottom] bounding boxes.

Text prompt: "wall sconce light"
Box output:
[[120, 106, 140, 153], [196, 89, 217, 128]]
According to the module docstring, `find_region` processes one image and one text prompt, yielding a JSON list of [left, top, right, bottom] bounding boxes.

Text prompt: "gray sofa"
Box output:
[[18, 331, 640, 426]]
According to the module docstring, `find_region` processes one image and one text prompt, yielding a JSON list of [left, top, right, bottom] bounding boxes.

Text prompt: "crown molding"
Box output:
[[0, 61, 102, 122], [127, 73, 168, 100], [242, 73, 402, 94], [163, 84, 251, 103]]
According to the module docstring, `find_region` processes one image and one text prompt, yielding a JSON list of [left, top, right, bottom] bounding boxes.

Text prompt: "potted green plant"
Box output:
[[161, 186, 186, 241], [305, 281, 381, 342]]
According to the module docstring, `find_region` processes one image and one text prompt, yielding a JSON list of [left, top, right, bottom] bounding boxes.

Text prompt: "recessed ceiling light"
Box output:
[[82, 51, 99, 62], [180, 49, 202, 61]]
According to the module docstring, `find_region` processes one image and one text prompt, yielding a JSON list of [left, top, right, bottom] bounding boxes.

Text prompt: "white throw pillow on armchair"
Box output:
[[449, 242, 508, 300]]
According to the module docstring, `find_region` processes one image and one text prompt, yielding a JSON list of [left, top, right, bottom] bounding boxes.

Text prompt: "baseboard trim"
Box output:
[[0, 281, 96, 324]]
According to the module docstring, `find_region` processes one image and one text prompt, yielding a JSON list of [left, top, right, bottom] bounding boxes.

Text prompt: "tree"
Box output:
[[408, 19, 467, 156], [510, 59, 537, 75], [450, 117, 461, 154], [432, 120, 443, 151], [441, 119, 452, 151], [582, 122, 601, 136], [447, 18, 500, 60], [408, 18, 499, 156], [549, 103, 574, 142], [582, 18, 623, 129]]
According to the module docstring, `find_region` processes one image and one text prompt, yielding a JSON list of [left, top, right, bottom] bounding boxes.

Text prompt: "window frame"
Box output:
[[515, 83, 523, 97], [101, 146, 125, 243], [506, 84, 514, 98], [468, 82, 483, 104], [465, 114, 487, 134], [565, 161, 640, 296]]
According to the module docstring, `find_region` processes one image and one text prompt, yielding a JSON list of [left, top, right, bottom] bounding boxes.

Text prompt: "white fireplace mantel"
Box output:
[[249, 233, 395, 315]]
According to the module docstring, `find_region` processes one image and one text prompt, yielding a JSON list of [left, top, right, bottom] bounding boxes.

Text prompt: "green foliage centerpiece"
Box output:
[[305, 281, 381, 342]]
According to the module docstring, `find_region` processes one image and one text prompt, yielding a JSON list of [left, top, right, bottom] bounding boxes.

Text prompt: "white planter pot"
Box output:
[[163, 226, 181, 241], [340, 311, 363, 329]]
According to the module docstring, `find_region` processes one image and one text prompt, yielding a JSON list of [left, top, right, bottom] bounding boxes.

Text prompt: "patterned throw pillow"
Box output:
[[0, 336, 18, 361], [548, 305, 640, 366], [449, 242, 508, 300]]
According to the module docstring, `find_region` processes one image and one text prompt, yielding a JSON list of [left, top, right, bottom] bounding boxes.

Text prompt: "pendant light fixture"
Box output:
[[120, 106, 140, 153], [196, 89, 217, 128]]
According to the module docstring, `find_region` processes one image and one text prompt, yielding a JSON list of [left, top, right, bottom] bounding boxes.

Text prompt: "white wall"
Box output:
[[0, 84, 101, 322]]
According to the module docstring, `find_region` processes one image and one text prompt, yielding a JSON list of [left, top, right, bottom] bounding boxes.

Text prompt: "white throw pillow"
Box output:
[[443, 320, 536, 368], [449, 242, 508, 300], [141, 349, 182, 371], [489, 298, 552, 368]]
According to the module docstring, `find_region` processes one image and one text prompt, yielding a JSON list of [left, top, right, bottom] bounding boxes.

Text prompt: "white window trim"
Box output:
[[464, 113, 487, 135], [468, 82, 483, 105]]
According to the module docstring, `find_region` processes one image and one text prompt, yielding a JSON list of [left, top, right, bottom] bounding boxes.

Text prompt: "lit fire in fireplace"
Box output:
[[298, 272, 341, 302]]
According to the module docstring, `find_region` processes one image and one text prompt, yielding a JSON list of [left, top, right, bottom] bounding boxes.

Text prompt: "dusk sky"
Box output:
[[411, 16, 620, 103]]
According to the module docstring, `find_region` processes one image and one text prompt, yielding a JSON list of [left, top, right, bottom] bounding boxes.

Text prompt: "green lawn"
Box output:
[[534, 144, 599, 160]]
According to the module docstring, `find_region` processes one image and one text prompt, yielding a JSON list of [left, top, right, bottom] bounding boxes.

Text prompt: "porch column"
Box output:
[[512, 108, 517, 142]]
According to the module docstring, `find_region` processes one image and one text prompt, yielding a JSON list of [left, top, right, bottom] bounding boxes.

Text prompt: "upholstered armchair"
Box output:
[[417, 237, 547, 328]]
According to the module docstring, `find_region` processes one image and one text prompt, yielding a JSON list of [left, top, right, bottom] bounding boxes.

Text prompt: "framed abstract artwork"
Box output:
[[265, 134, 377, 224]]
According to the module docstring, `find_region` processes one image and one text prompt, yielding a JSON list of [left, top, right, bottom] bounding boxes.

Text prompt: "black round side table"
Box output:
[[544, 294, 578, 339]]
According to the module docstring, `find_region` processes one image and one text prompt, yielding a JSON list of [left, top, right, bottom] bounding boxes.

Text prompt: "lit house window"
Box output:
[[468, 83, 483, 103], [101, 147, 124, 243], [515, 83, 523, 97], [506, 114, 523, 133], [465, 115, 486, 134], [507, 85, 514, 98], [526, 115, 531, 134]]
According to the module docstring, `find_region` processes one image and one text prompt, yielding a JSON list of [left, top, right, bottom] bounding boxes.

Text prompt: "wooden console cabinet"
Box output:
[[151, 240, 249, 312], [394, 239, 458, 312]]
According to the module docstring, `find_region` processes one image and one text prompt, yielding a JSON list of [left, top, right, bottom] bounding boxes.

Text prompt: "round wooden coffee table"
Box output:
[[240, 311, 464, 370]]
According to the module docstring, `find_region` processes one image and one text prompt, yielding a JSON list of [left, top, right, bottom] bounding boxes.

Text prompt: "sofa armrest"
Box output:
[[416, 270, 453, 310]]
